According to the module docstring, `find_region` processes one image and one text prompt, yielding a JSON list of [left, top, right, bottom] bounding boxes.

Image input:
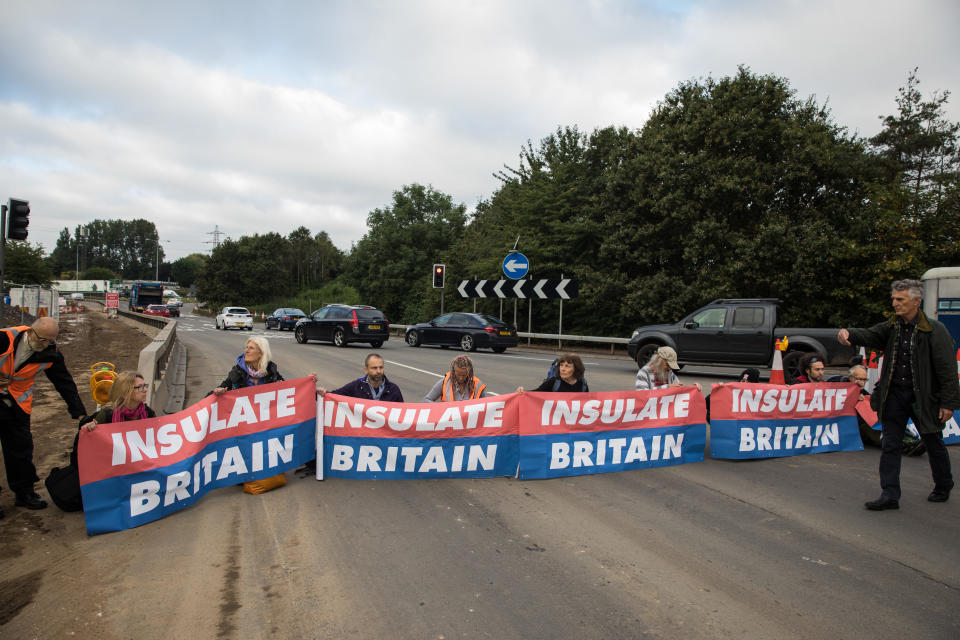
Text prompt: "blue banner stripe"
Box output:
[[517, 424, 706, 479], [324, 435, 518, 479], [710, 415, 861, 459]]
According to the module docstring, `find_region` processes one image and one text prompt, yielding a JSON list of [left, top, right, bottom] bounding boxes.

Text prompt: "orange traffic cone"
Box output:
[[769, 338, 786, 384]]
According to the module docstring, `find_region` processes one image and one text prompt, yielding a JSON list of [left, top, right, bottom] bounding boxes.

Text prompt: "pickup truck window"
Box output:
[[733, 307, 764, 328], [692, 307, 726, 328]]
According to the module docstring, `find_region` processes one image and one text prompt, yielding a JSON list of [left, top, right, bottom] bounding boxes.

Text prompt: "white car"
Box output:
[[216, 306, 253, 331]]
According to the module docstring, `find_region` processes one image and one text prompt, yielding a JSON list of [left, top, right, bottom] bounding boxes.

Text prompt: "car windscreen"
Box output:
[[287, 309, 305, 315], [227, 308, 249, 315], [356, 309, 385, 321], [476, 314, 506, 327]]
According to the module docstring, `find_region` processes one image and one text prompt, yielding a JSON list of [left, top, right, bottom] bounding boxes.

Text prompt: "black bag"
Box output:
[[44, 429, 83, 512]]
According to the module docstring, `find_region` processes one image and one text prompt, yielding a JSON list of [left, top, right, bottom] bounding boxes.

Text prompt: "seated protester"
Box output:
[[320, 353, 403, 401], [424, 355, 487, 402], [636, 346, 702, 392], [793, 354, 826, 384], [83, 371, 155, 430], [213, 336, 284, 395], [517, 353, 588, 393]]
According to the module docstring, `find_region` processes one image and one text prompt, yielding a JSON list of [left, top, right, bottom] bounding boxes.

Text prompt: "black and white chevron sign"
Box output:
[[456, 279, 578, 299]]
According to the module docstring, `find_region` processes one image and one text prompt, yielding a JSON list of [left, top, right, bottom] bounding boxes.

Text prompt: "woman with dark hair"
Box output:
[[84, 371, 156, 430], [517, 353, 588, 393]]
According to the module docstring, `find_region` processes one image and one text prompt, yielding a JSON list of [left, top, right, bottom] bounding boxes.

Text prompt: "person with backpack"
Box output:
[[635, 346, 702, 392], [517, 353, 589, 393]]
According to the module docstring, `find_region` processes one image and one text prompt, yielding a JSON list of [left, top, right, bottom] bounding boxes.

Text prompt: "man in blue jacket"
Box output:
[[839, 279, 960, 510], [323, 353, 404, 402]]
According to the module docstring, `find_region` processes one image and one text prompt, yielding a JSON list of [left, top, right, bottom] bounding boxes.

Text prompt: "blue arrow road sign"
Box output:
[[502, 251, 530, 279]]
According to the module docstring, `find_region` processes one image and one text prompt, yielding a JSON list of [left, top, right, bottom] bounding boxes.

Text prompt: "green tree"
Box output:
[[171, 254, 207, 288], [81, 266, 115, 280], [342, 184, 467, 322], [197, 233, 292, 305], [5, 241, 54, 286]]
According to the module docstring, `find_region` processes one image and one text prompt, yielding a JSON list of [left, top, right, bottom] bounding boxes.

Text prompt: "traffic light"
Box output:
[[432, 264, 445, 288], [7, 199, 30, 241]]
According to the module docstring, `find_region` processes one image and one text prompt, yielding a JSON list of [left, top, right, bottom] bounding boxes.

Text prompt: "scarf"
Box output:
[[112, 402, 149, 423], [237, 354, 267, 387]]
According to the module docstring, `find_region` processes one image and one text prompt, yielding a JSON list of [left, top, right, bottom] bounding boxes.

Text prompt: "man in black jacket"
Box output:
[[0, 317, 88, 516], [839, 279, 960, 510]]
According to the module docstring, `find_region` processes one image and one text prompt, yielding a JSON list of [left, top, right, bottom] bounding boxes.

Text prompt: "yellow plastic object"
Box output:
[[243, 473, 287, 494], [779, 336, 789, 351], [90, 362, 116, 373], [90, 369, 118, 405]]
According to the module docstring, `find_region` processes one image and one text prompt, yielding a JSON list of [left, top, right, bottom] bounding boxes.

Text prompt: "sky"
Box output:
[[1, 0, 958, 263]]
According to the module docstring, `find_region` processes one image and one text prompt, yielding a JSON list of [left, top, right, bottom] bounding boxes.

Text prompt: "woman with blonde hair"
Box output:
[[213, 336, 284, 395], [84, 371, 155, 430]]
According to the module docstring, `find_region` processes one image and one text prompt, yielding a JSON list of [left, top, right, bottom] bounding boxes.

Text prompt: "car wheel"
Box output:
[[333, 327, 347, 347], [370, 340, 384, 348], [295, 326, 308, 344], [460, 334, 475, 352], [492, 346, 507, 353], [635, 343, 660, 368], [406, 331, 421, 347]]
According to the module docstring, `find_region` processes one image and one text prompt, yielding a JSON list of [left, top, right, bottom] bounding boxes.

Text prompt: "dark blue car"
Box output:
[[265, 307, 306, 331]]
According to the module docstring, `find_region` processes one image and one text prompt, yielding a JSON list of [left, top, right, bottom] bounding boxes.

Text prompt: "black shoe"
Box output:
[[15, 491, 48, 510], [865, 496, 899, 510], [928, 483, 953, 503]]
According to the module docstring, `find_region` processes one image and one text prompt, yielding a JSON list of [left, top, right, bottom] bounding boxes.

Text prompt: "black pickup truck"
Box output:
[[626, 298, 856, 382]]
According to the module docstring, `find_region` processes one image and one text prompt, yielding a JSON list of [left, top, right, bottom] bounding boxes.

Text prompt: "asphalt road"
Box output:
[[111, 311, 960, 638]]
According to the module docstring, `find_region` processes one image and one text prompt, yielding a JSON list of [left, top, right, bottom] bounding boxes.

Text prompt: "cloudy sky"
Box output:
[[1, 0, 957, 262]]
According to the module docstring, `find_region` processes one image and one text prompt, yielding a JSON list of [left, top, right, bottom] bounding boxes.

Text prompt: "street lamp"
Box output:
[[155, 238, 170, 282]]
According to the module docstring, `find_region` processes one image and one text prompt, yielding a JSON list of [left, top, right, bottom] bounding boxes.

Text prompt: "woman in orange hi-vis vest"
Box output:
[[423, 355, 487, 402], [0, 318, 87, 517]]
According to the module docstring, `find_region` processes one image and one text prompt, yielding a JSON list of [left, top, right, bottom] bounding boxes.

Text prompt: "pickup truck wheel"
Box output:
[[635, 343, 660, 368], [782, 351, 807, 384]]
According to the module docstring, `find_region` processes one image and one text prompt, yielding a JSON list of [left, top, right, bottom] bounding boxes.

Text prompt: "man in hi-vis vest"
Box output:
[[0, 317, 87, 517]]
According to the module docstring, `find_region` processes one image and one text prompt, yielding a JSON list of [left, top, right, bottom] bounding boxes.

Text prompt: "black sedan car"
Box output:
[[295, 304, 389, 347], [405, 312, 518, 352], [266, 307, 306, 331]]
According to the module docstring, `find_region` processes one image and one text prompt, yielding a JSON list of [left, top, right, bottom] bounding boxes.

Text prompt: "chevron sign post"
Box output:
[[456, 278, 578, 299]]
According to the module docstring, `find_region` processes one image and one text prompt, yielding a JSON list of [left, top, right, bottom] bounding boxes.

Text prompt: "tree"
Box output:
[[341, 184, 467, 323], [81, 266, 115, 280], [5, 241, 54, 286], [197, 234, 292, 305], [171, 254, 207, 288], [869, 68, 960, 272]]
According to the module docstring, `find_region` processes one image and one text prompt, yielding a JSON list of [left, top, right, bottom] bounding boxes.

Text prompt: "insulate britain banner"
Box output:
[[709, 382, 862, 459], [516, 387, 707, 479], [322, 393, 520, 478], [78, 378, 317, 535]]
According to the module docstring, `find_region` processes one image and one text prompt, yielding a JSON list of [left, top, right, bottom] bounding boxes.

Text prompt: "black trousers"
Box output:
[[879, 385, 953, 500], [0, 399, 40, 494]]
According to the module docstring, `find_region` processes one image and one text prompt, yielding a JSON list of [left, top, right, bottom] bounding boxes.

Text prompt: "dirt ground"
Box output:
[[0, 307, 157, 632]]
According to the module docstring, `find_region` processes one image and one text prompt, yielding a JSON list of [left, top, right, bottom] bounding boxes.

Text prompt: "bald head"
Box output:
[[29, 317, 59, 349]]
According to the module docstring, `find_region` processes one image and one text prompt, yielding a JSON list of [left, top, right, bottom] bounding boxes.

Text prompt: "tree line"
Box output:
[[12, 67, 958, 337]]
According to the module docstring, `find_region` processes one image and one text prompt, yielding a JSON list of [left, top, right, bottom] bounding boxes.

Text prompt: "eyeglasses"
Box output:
[[852, 377, 868, 382], [133, 384, 148, 391], [30, 327, 55, 344]]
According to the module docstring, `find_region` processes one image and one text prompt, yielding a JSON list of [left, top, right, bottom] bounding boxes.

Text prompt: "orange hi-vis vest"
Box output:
[[0, 326, 53, 414], [441, 372, 486, 401]]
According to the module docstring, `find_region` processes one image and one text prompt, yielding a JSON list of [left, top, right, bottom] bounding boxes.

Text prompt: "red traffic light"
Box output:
[[432, 263, 446, 288]]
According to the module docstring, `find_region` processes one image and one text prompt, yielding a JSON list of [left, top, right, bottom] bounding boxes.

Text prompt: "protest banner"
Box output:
[[79, 378, 317, 535], [516, 387, 707, 479], [322, 393, 520, 479], [710, 382, 862, 459], [945, 411, 960, 445]]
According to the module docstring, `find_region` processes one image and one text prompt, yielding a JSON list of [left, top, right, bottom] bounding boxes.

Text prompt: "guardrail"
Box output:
[[86, 300, 186, 414]]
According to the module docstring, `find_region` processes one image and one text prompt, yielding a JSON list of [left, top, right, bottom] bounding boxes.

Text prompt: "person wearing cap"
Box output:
[[635, 346, 702, 392], [793, 354, 826, 383]]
